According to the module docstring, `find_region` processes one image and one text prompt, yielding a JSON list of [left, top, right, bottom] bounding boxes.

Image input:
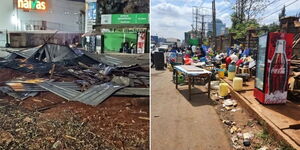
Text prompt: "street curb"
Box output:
[[221, 79, 300, 150]]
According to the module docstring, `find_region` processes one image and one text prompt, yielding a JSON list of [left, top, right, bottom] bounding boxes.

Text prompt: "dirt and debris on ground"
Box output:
[[0, 96, 149, 150], [0, 68, 149, 150], [210, 90, 294, 150]]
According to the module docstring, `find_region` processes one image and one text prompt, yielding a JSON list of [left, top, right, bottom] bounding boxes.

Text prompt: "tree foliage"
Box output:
[[229, 19, 259, 39]]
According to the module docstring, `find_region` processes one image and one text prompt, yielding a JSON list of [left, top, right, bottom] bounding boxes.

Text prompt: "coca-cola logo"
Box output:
[[271, 67, 286, 74], [270, 34, 282, 48]]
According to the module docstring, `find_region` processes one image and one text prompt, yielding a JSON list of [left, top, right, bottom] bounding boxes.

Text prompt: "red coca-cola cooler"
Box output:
[[254, 32, 293, 104]]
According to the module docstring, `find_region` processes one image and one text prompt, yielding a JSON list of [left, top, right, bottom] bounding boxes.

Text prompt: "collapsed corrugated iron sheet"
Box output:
[[6, 82, 81, 92], [12, 46, 41, 59], [73, 83, 124, 106], [0, 86, 38, 100], [38, 82, 124, 106], [38, 82, 81, 100], [28, 44, 79, 62], [114, 88, 149, 96]]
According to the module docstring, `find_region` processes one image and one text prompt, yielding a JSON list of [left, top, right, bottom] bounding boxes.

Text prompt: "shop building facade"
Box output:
[[0, 0, 85, 47]]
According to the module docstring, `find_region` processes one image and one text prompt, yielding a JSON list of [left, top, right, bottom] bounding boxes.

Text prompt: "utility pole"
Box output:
[[192, 7, 211, 46], [201, 15, 204, 45], [212, 0, 216, 53], [195, 8, 198, 36]]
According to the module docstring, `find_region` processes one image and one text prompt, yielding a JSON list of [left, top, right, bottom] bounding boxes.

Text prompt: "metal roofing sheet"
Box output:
[[73, 82, 124, 106], [114, 88, 149, 96], [0, 86, 38, 100], [38, 82, 81, 100], [12, 46, 41, 59], [38, 82, 123, 106], [6, 82, 81, 92]]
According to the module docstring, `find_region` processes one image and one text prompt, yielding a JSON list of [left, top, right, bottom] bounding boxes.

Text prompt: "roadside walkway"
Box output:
[[151, 69, 232, 150]]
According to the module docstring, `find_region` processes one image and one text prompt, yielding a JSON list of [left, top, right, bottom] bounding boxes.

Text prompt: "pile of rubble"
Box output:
[[0, 43, 149, 106]]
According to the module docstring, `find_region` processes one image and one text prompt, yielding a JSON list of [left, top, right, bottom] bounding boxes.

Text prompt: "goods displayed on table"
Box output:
[[157, 31, 299, 104]]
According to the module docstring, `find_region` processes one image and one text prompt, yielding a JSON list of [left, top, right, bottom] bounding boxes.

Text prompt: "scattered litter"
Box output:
[[231, 108, 241, 112], [231, 135, 239, 143], [138, 117, 149, 120], [237, 133, 243, 139], [258, 146, 269, 150], [243, 132, 254, 147], [65, 135, 77, 140], [52, 140, 62, 149], [243, 140, 251, 147], [111, 76, 131, 86], [233, 145, 243, 150], [243, 132, 254, 140], [32, 99, 42, 103], [223, 120, 233, 126], [230, 125, 238, 134], [223, 99, 238, 107], [223, 99, 238, 111]]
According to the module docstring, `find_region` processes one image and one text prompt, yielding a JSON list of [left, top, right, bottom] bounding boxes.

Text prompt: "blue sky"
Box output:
[[151, 0, 300, 40]]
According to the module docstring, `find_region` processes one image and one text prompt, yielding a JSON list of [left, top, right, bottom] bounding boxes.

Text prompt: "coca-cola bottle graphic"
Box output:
[[268, 40, 288, 94]]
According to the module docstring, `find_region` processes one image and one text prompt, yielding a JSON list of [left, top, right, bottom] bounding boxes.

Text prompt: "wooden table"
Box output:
[[174, 65, 212, 100]]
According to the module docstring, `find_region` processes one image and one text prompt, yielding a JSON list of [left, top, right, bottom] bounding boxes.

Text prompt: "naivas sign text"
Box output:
[[18, 0, 46, 10]]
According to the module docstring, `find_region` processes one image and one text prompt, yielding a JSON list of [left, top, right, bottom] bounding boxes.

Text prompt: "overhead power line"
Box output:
[[260, 0, 299, 21], [217, 0, 235, 14], [256, 0, 290, 18]]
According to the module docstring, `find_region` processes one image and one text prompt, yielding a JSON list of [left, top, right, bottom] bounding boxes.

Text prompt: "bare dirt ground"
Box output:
[[0, 68, 149, 150], [151, 69, 232, 150]]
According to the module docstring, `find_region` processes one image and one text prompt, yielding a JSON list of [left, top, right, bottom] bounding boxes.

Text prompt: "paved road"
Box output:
[[151, 69, 232, 150]]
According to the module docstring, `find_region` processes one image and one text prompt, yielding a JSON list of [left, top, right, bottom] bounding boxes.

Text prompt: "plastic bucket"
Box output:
[[228, 72, 236, 80], [233, 77, 243, 91], [218, 69, 225, 79], [228, 64, 236, 72], [219, 83, 229, 97], [220, 64, 226, 69]]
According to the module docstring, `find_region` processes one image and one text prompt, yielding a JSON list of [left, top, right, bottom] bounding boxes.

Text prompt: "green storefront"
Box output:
[[94, 13, 150, 53], [103, 32, 137, 52]]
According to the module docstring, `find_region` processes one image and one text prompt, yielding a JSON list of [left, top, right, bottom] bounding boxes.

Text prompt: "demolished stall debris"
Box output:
[[0, 43, 149, 106]]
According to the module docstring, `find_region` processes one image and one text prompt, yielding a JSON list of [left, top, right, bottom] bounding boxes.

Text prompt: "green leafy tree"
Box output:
[[229, 19, 259, 39]]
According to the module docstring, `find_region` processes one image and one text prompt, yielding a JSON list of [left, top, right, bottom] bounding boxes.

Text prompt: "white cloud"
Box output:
[[151, 2, 192, 40]]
